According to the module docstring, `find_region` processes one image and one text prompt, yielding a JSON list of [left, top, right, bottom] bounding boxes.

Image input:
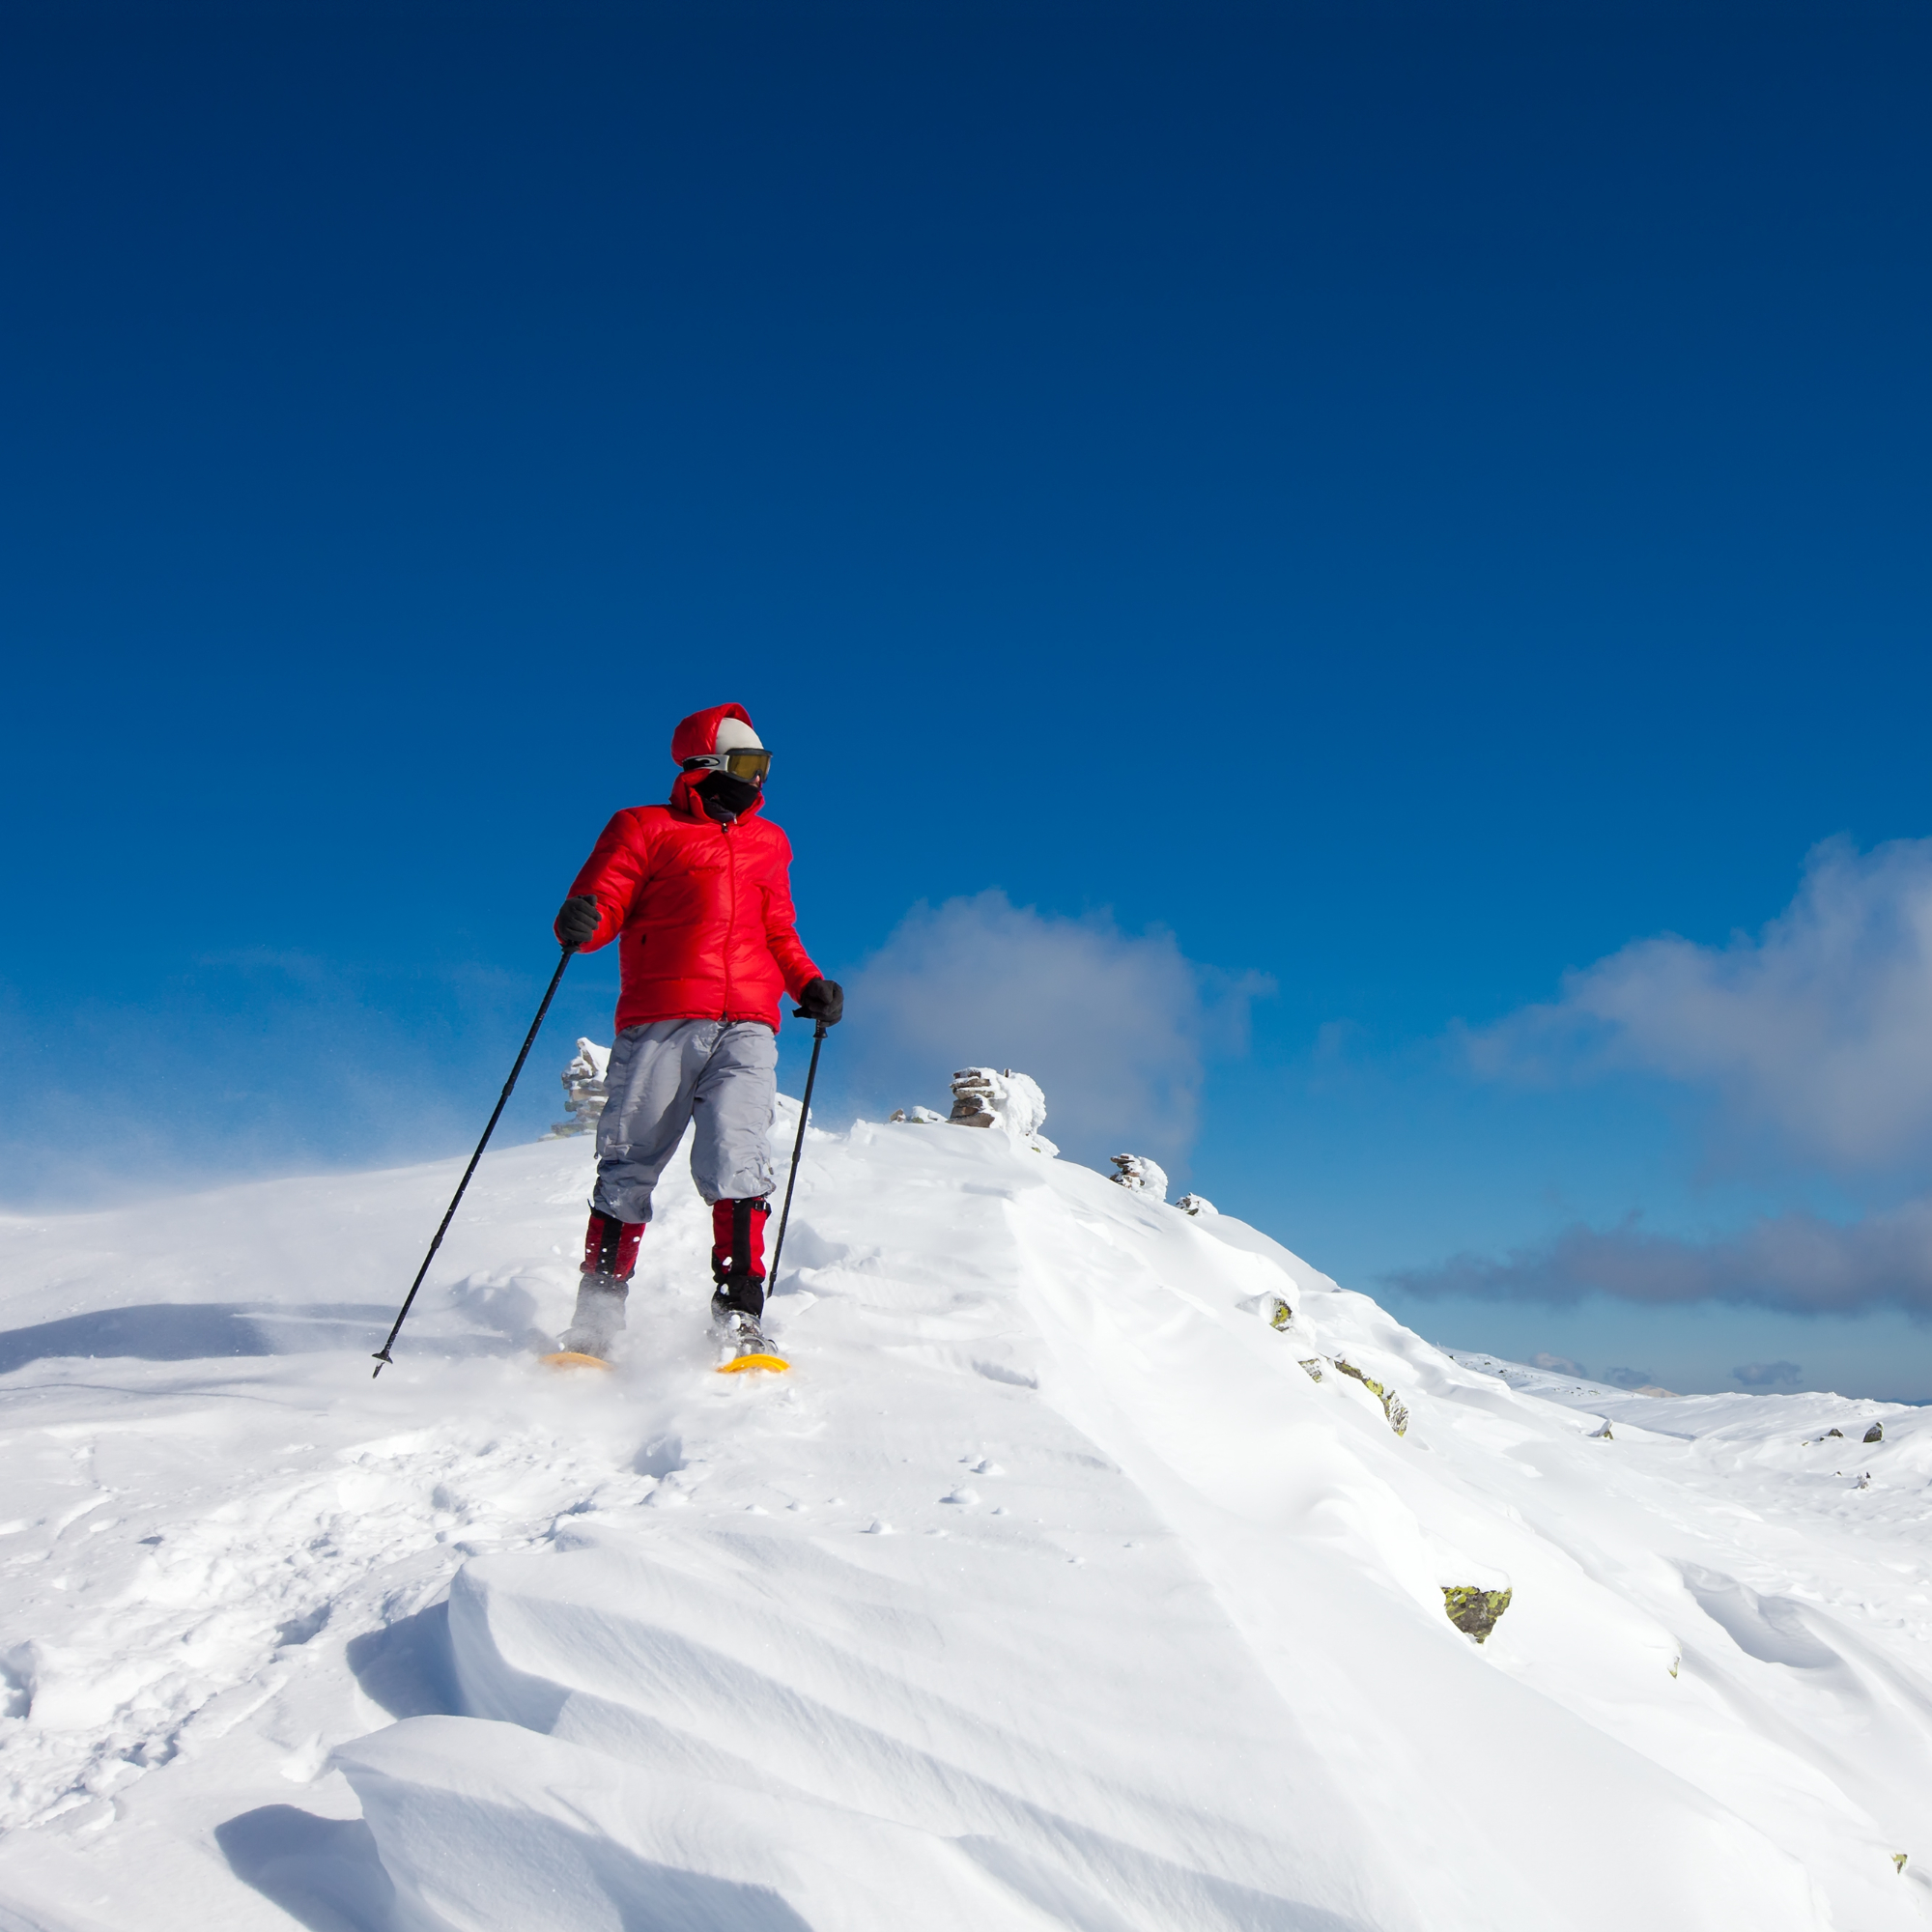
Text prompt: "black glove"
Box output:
[[795, 976, 843, 1026], [554, 895, 601, 949]]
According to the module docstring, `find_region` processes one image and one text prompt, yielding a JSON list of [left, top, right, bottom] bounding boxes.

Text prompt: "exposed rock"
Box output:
[[1298, 1358, 1324, 1382], [889, 1106, 946, 1123], [1442, 1585, 1513, 1644], [1176, 1194, 1217, 1216], [1334, 1357, 1408, 1436], [1237, 1292, 1297, 1331], [1864, 1422, 1885, 1443]]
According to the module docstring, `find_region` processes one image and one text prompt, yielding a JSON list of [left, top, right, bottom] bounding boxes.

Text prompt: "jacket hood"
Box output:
[[668, 702, 764, 820], [670, 703, 754, 764]]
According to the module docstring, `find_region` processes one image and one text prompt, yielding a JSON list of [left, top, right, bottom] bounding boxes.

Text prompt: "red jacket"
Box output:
[[560, 704, 822, 1035]]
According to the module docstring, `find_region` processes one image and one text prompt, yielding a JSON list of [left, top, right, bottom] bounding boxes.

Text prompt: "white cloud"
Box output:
[[1389, 1193, 1932, 1316], [1734, 1360, 1804, 1387], [833, 891, 1272, 1170], [1468, 838, 1932, 1172]]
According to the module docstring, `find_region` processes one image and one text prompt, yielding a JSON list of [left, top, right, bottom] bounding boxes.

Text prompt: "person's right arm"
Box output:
[[554, 811, 653, 952]]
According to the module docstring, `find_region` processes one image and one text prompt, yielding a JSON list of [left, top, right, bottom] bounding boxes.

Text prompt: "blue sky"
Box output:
[[4, 5, 1929, 1397]]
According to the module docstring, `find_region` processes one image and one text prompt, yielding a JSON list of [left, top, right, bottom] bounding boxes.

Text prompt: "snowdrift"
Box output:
[[3, 1110, 1931, 1929]]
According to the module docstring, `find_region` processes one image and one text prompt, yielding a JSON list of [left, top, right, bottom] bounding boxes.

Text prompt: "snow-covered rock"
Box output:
[[942, 1066, 1057, 1153], [1108, 1151, 1168, 1201], [1176, 1192, 1217, 1215], [0, 1120, 1926, 1929], [543, 1037, 611, 1139]]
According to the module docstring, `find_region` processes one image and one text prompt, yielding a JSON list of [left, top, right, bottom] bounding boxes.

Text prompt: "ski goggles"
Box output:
[[683, 748, 772, 784]]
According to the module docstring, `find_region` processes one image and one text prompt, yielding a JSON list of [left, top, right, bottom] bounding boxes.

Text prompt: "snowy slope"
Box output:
[[3, 1113, 1932, 1930]]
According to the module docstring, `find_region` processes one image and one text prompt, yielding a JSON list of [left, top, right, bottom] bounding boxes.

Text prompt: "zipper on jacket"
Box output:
[[720, 815, 736, 1021]]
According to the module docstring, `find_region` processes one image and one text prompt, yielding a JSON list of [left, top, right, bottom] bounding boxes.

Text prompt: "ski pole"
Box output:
[[768, 1014, 829, 1290], [372, 944, 577, 1377]]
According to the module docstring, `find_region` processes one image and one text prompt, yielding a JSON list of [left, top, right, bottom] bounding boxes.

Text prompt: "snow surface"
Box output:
[[3, 1112, 1932, 1928]]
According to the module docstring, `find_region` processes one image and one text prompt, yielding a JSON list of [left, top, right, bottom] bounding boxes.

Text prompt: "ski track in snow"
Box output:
[[0, 1113, 1930, 1928]]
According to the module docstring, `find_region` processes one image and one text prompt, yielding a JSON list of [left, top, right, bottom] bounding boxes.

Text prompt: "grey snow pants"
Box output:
[[591, 1018, 779, 1225]]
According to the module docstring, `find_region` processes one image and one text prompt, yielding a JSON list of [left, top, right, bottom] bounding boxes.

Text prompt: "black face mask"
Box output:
[[696, 769, 763, 820]]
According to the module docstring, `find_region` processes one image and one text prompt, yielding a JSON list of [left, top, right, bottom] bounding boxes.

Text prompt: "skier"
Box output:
[[550, 702, 842, 1360]]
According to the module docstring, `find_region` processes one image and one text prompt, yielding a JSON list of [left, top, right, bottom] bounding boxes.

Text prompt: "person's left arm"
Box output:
[[762, 832, 841, 1021]]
